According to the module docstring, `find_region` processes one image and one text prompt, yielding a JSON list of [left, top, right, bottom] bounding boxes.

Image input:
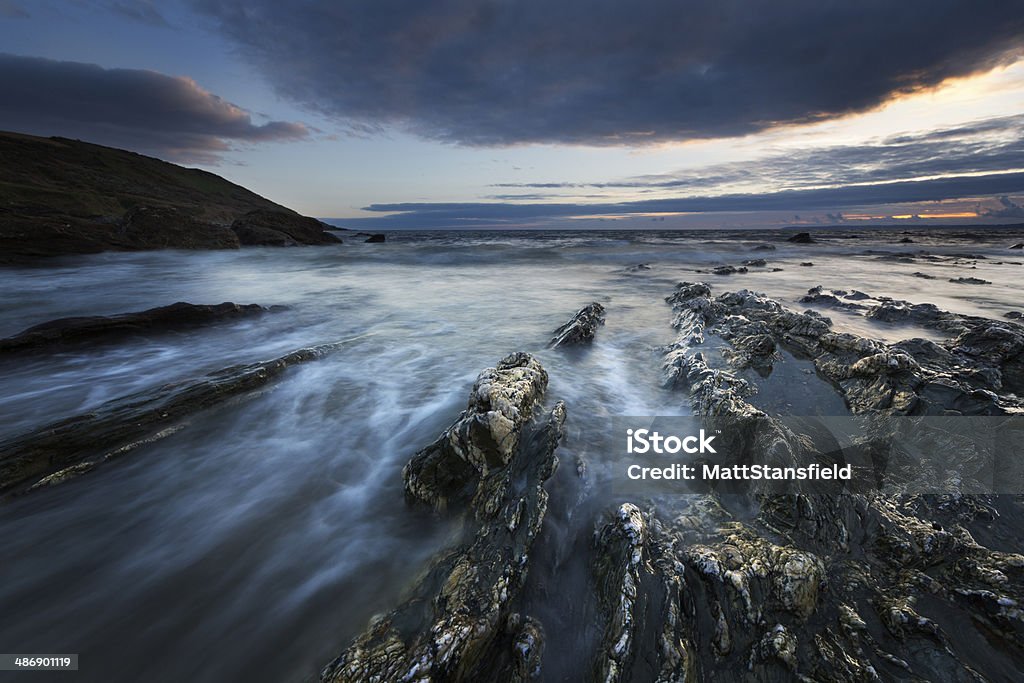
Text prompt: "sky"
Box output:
[[2, 0, 1024, 230]]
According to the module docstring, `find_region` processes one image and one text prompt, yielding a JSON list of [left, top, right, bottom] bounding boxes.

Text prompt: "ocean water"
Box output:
[[0, 227, 1022, 682]]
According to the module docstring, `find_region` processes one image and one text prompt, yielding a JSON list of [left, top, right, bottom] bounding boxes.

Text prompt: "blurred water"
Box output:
[[0, 227, 1021, 682]]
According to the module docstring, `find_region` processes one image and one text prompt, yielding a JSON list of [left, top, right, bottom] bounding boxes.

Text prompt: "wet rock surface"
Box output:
[[309, 276, 1024, 682], [322, 353, 565, 682], [404, 353, 551, 510], [711, 265, 748, 276], [548, 303, 607, 348], [580, 280, 1024, 681], [689, 282, 1024, 415], [0, 301, 276, 354], [0, 342, 344, 495]]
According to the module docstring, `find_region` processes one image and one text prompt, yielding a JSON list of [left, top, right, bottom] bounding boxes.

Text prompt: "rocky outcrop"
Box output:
[[682, 282, 1024, 415], [121, 206, 240, 249], [0, 132, 343, 261], [802, 285, 976, 331], [323, 353, 565, 682], [786, 232, 814, 244], [711, 265, 747, 275], [0, 342, 343, 494], [548, 303, 606, 348], [583, 280, 1024, 681], [231, 209, 340, 246], [949, 276, 991, 285], [364, 233, 386, 243], [0, 213, 128, 263], [0, 302, 276, 354], [404, 353, 551, 510]]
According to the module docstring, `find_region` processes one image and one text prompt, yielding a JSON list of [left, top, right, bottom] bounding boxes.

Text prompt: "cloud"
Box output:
[[983, 195, 1024, 218], [497, 115, 1024, 194], [0, 53, 309, 162], [334, 172, 1024, 229], [192, 0, 1024, 146]]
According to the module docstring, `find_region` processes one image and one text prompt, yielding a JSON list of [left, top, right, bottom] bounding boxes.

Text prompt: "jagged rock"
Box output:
[[507, 614, 545, 682], [625, 281, 1024, 679], [625, 263, 652, 272], [1007, 312, 1024, 320], [801, 285, 869, 312], [1010, 243, 1024, 249], [912, 271, 936, 279], [231, 209, 340, 245], [787, 232, 814, 244], [548, 303, 606, 348], [121, 206, 240, 249], [322, 354, 565, 682], [712, 265, 748, 275], [0, 341, 343, 494], [403, 353, 550, 511], [743, 258, 768, 267], [949, 277, 991, 285], [364, 233, 386, 243], [800, 262, 813, 267], [674, 283, 1024, 415], [899, 237, 914, 243], [0, 302, 276, 354], [592, 504, 690, 682], [800, 285, 1013, 342]]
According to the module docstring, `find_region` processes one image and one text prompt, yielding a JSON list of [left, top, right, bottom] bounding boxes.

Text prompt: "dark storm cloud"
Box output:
[[336, 172, 1024, 229], [497, 115, 1024, 193], [191, 0, 1024, 145], [0, 53, 309, 162]]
